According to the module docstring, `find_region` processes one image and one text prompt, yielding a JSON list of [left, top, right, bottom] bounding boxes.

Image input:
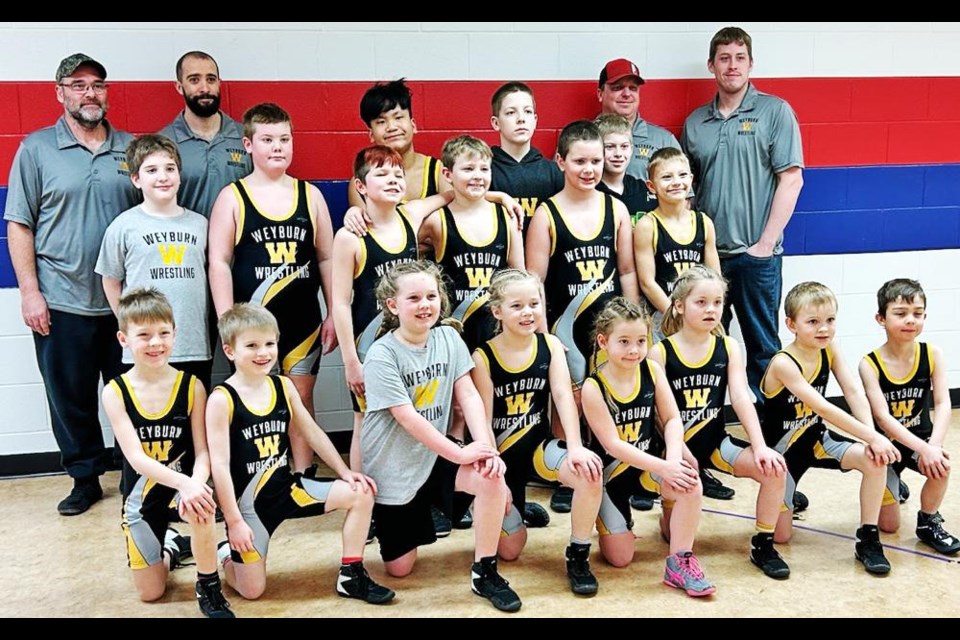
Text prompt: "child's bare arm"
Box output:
[[632, 216, 670, 313], [282, 377, 375, 492], [505, 212, 525, 270], [309, 183, 338, 354], [205, 389, 242, 525], [470, 350, 498, 447], [860, 357, 947, 478], [726, 339, 786, 475], [831, 342, 874, 426], [582, 377, 672, 476], [773, 354, 895, 463], [208, 187, 238, 318], [547, 336, 603, 479], [103, 383, 215, 515], [613, 202, 639, 302], [417, 210, 444, 260], [702, 215, 721, 274], [929, 345, 951, 449], [525, 205, 552, 283], [332, 231, 363, 395], [399, 192, 454, 233], [102, 276, 123, 317]]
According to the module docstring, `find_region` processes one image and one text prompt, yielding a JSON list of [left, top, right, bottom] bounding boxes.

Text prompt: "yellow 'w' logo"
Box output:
[[157, 244, 186, 265], [505, 392, 533, 416], [254, 434, 280, 458], [794, 403, 813, 419], [265, 242, 298, 264], [142, 440, 173, 462], [414, 380, 440, 408], [618, 421, 642, 442], [891, 400, 915, 419], [231, 152, 244, 163], [575, 260, 605, 281], [465, 267, 493, 289], [683, 388, 709, 408], [520, 198, 539, 218]]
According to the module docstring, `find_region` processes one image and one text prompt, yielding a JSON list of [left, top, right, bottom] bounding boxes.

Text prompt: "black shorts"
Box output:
[[373, 455, 473, 563], [779, 425, 855, 511], [597, 465, 641, 536]]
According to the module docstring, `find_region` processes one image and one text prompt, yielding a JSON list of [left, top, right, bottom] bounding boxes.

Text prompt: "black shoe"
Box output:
[[792, 490, 809, 514], [164, 527, 193, 569], [749, 533, 790, 579], [196, 579, 235, 618], [916, 511, 960, 555], [57, 479, 103, 516], [471, 558, 522, 612], [337, 561, 396, 604], [700, 469, 735, 500], [630, 494, 655, 511], [523, 503, 550, 528], [454, 510, 473, 530], [432, 506, 452, 538], [899, 481, 910, 504], [855, 526, 891, 575], [549, 486, 574, 513], [565, 544, 598, 596]]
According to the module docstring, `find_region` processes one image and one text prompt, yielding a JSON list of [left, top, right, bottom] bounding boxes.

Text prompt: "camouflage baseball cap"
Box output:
[[56, 53, 107, 83]]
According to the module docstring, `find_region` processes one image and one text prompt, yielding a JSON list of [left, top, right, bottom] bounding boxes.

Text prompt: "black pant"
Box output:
[[33, 310, 124, 481]]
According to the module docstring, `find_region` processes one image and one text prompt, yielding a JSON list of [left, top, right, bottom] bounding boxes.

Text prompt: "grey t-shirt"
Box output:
[[159, 112, 251, 217], [627, 117, 681, 181], [361, 326, 473, 505], [681, 84, 804, 256], [3, 117, 139, 315], [95, 206, 210, 362]]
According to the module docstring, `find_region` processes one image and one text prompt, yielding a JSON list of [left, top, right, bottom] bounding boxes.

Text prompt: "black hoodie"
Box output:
[[491, 146, 564, 235]]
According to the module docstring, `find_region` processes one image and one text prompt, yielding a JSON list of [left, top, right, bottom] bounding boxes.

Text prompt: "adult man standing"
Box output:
[[4, 54, 139, 515], [597, 57, 680, 180], [682, 27, 804, 402], [160, 51, 251, 217]]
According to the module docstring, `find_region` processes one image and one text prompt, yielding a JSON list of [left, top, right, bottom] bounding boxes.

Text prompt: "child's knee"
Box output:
[[385, 556, 416, 578], [601, 547, 633, 568], [235, 578, 267, 600], [475, 474, 509, 500], [136, 582, 166, 603]]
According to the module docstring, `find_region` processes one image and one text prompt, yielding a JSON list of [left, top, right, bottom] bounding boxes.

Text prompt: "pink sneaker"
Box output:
[[663, 552, 716, 597]]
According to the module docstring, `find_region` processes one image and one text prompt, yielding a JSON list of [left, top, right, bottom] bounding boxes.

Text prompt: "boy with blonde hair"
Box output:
[[760, 282, 900, 574], [207, 303, 394, 603], [594, 114, 656, 225], [103, 288, 232, 617]]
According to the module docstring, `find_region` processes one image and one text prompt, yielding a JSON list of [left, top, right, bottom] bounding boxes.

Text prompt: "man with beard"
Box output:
[[161, 51, 251, 217], [4, 54, 139, 515]]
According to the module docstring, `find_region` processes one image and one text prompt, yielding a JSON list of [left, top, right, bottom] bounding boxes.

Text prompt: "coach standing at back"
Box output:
[[682, 27, 804, 402], [4, 54, 139, 515]]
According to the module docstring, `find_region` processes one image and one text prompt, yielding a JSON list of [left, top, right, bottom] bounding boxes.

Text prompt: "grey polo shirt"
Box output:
[[4, 117, 139, 315], [681, 84, 803, 256], [160, 111, 251, 217], [627, 117, 681, 181]]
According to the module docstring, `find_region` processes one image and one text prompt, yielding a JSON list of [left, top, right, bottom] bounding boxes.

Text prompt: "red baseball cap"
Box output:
[[599, 58, 644, 87]]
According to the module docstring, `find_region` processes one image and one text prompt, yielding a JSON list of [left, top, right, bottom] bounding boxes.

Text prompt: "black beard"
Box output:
[[184, 93, 221, 118]]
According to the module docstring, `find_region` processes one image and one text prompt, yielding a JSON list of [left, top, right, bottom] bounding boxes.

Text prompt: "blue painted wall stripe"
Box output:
[[2, 165, 958, 289]]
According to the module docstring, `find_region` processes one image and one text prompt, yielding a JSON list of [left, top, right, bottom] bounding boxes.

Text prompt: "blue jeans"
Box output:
[[720, 253, 783, 406]]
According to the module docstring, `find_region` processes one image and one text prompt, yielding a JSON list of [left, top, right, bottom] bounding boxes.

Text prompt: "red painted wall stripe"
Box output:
[[2, 77, 959, 184]]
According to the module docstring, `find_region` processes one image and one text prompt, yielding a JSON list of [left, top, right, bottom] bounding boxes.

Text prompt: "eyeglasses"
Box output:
[[58, 81, 109, 94]]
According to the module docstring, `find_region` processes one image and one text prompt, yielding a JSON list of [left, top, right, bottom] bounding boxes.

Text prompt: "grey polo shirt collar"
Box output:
[[54, 116, 126, 154], [701, 83, 760, 122], [632, 116, 650, 137], [167, 111, 240, 143]]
